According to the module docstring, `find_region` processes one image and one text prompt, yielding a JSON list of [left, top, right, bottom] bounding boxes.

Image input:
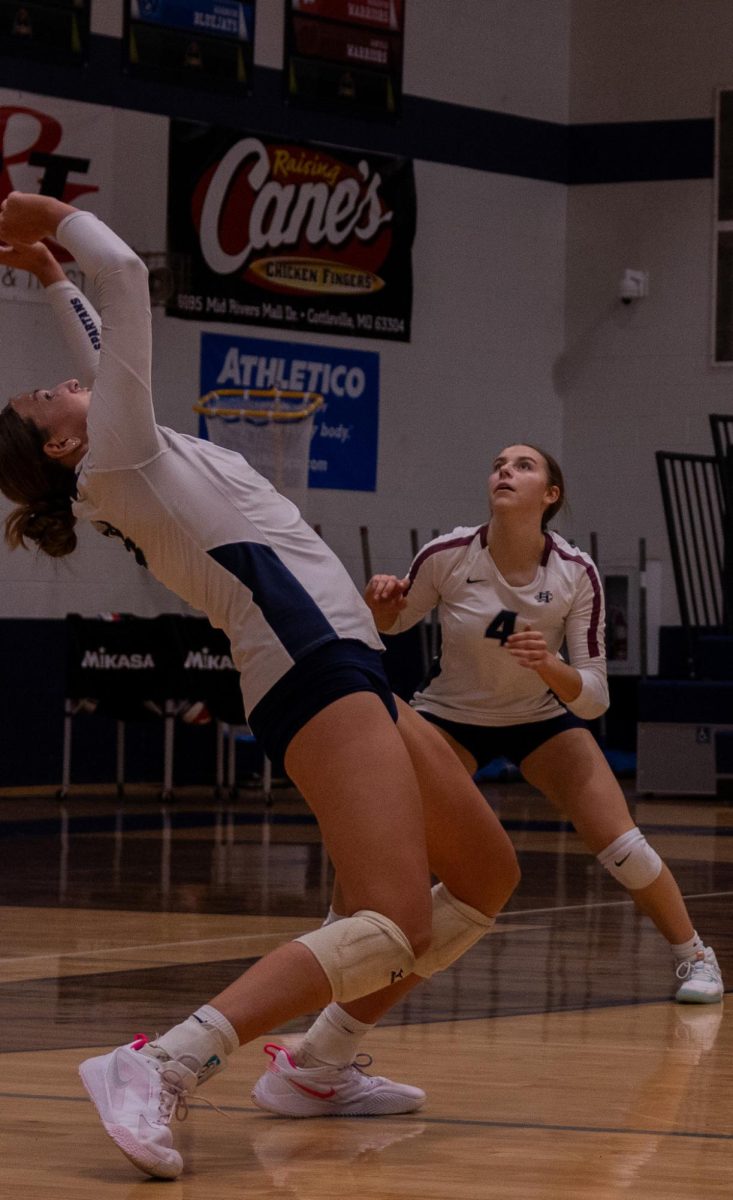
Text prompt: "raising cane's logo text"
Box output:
[[192, 138, 394, 296]]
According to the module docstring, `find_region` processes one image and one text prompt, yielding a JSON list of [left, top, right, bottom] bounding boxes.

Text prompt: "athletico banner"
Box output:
[[167, 120, 415, 341], [200, 332, 380, 490]]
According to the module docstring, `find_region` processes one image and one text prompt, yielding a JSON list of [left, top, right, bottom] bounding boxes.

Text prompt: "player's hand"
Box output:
[[364, 574, 409, 628], [0, 240, 65, 285], [505, 625, 552, 671], [0, 192, 76, 246]]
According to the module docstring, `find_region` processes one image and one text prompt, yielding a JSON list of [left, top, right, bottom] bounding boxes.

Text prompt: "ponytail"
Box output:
[[0, 404, 78, 558]]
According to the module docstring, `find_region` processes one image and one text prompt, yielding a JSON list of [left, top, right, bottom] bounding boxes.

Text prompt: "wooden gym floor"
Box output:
[[1, 779, 732, 1198]]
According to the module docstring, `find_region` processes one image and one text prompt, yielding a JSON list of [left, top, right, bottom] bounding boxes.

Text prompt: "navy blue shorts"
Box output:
[[248, 639, 398, 765], [417, 709, 587, 770]]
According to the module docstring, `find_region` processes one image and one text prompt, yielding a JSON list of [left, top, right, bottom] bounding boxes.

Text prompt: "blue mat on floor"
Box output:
[[474, 749, 637, 783]]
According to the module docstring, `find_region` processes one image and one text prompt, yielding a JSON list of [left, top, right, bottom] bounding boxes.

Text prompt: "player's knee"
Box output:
[[405, 918, 434, 963], [497, 845, 522, 905], [296, 909, 416, 1002], [413, 883, 497, 978], [597, 828, 662, 890], [472, 838, 521, 914]]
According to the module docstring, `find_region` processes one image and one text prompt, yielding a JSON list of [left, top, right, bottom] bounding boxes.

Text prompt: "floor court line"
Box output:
[[0, 923, 551, 968], [2, 882, 727, 972], [1, 1090, 730, 1142], [0, 928, 315, 965], [499, 887, 733, 918], [3, 881, 729, 966]]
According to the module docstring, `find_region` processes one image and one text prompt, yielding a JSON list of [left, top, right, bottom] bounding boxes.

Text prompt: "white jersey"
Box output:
[[51, 212, 382, 715], [387, 524, 609, 725]]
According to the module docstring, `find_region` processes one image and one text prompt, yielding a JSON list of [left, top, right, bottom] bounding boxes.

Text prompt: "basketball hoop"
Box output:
[[193, 388, 323, 503]]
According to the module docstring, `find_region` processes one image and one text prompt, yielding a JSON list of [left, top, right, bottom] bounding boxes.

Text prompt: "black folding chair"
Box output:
[[709, 414, 733, 629], [655, 451, 727, 675]]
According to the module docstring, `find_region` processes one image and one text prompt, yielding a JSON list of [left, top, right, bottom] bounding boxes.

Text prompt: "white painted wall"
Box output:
[[564, 0, 733, 623], [0, 1, 570, 616], [404, 0, 570, 122], [10, 1, 733, 635], [569, 0, 733, 123]]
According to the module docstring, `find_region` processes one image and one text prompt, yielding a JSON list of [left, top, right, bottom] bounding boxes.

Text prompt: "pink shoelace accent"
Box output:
[[131, 1033, 150, 1051]]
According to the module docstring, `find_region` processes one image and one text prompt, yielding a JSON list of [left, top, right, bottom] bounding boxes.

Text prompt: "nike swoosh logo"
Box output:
[[291, 1080, 338, 1100], [467, 577, 489, 584], [614, 852, 631, 867]]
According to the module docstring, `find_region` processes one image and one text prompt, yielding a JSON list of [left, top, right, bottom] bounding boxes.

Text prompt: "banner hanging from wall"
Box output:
[[200, 331, 380, 490], [285, 0, 405, 119], [124, 0, 255, 93], [0, 91, 113, 302], [168, 119, 415, 341]]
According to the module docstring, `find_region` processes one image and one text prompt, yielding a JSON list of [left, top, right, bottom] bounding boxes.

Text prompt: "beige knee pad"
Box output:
[[413, 883, 496, 978], [296, 910, 416, 1002]]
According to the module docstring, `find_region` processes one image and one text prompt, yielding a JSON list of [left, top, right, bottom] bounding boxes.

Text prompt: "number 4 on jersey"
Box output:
[[484, 609, 517, 644]]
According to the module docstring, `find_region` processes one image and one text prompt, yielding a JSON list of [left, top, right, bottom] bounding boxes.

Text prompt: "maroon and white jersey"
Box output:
[[50, 211, 382, 716], [387, 525, 608, 725]]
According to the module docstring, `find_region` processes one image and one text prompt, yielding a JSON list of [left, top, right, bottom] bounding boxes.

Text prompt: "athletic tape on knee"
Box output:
[[413, 883, 496, 979], [296, 910, 415, 1003], [597, 828, 662, 890]]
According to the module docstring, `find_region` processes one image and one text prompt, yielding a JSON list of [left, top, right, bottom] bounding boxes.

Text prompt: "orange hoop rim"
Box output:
[[193, 388, 324, 422]]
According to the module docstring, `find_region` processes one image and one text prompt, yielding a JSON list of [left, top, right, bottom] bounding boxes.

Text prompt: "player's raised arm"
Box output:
[[0, 191, 160, 470], [54, 207, 161, 469], [0, 237, 102, 386]]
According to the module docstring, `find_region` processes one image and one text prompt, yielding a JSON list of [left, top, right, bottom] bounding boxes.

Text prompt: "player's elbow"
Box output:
[[104, 252, 149, 305], [567, 675, 609, 721], [585, 695, 610, 720], [576, 690, 610, 721], [120, 252, 149, 283]]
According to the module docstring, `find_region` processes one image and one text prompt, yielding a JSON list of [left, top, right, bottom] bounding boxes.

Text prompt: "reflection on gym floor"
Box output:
[[1, 781, 731, 1198]]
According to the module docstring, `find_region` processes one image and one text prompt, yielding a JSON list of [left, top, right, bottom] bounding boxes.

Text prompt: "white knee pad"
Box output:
[[296, 910, 415, 1003], [597, 828, 662, 890], [413, 883, 496, 979]]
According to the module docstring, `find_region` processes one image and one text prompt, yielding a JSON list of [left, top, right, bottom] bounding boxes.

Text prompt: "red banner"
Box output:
[[290, 0, 403, 32]]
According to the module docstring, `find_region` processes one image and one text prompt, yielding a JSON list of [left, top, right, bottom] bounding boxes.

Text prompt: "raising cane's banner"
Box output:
[[167, 119, 415, 341]]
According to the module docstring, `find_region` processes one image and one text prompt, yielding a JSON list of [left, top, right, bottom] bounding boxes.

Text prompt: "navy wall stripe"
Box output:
[[208, 542, 336, 659], [568, 118, 714, 184], [0, 34, 714, 186]]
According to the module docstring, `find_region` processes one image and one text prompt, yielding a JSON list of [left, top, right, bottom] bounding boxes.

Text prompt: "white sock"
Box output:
[[143, 1005, 239, 1083], [670, 931, 705, 962], [322, 906, 345, 926], [295, 1003, 374, 1068]]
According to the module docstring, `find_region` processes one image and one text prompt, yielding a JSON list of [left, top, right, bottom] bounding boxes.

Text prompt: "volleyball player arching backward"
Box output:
[[0, 192, 519, 1179]]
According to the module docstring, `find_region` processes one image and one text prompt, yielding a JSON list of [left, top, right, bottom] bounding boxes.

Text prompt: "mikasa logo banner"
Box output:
[[183, 650, 235, 671], [81, 649, 155, 670]]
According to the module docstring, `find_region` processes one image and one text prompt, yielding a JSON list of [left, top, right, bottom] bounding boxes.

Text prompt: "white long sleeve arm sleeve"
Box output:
[[561, 566, 610, 720], [45, 279, 101, 387], [383, 550, 440, 634], [54, 210, 161, 469]]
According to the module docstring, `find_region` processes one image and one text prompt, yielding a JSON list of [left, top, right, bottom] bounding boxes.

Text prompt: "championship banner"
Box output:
[[125, 1, 255, 91], [0, 92, 113, 303], [200, 331, 380, 490], [286, 0, 404, 117], [168, 120, 415, 341]]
